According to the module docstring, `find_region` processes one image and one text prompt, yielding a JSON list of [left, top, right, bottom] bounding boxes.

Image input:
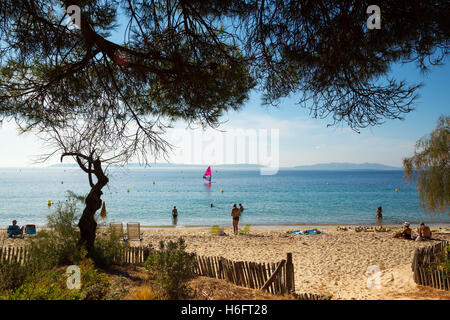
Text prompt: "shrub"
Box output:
[[78, 259, 111, 300], [27, 198, 83, 270], [0, 261, 28, 292], [90, 227, 126, 267], [0, 259, 110, 300], [0, 269, 81, 300], [105, 276, 130, 300], [128, 285, 157, 300], [144, 237, 196, 299]]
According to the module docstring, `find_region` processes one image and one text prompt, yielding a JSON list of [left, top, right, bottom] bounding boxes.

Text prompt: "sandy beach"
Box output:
[[2, 224, 450, 300]]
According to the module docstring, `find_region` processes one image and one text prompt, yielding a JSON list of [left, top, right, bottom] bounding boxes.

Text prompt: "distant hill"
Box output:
[[49, 162, 401, 170], [49, 163, 263, 169], [292, 162, 401, 170]]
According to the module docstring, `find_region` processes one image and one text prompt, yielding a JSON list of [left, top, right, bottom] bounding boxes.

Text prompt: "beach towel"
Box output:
[[289, 228, 327, 235]]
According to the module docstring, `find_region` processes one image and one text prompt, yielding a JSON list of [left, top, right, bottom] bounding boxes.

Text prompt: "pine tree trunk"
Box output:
[[78, 188, 103, 250], [76, 158, 109, 251]]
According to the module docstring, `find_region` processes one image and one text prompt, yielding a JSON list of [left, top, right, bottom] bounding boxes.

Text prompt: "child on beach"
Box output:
[[231, 204, 241, 235]]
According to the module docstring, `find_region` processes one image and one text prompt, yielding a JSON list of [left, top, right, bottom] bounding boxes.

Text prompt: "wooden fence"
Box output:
[[412, 241, 449, 291], [119, 245, 153, 265], [0, 245, 153, 266], [193, 252, 295, 295], [0, 246, 30, 265]]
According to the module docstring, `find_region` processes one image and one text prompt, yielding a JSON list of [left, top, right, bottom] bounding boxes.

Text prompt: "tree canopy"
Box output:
[[403, 115, 449, 215], [0, 0, 449, 138]]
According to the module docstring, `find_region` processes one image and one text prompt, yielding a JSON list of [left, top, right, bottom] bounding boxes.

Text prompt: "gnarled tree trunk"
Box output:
[[62, 154, 109, 251]]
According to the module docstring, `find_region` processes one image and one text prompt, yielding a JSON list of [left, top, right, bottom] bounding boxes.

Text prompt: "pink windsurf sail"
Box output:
[[203, 166, 212, 183]]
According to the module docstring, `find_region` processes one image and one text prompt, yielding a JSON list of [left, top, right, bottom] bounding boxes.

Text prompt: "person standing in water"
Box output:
[[376, 206, 383, 226], [231, 204, 241, 235], [239, 204, 244, 213], [172, 206, 178, 225], [376, 206, 383, 219]]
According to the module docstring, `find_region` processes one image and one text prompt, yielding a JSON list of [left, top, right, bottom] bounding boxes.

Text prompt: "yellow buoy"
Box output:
[[221, 189, 224, 193], [48, 200, 52, 206], [127, 188, 130, 193], [395, 189, 398, 193]]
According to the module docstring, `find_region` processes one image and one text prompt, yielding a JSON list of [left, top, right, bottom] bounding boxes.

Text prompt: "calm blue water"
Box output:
[[0, 168, 448, 227]]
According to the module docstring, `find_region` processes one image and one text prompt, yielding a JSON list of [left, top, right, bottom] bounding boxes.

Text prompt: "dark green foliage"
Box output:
[[144, 237, 196, 299], [26, 196, 126, 268], [403, 115, 449, 214], [104, 276, 130, 300], [443, 246, 450, 273], [78, 259, 111, 300], [90, 228, 126, 267], [0, 270, 81, 300], [27, 198, 84, 269], [0, 262, 28, 292], [0, 259, 110, 300], [1, 1, 448, 133]]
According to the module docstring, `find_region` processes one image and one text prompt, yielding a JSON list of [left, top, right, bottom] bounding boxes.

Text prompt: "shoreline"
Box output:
[[2, 221, 449, 230]]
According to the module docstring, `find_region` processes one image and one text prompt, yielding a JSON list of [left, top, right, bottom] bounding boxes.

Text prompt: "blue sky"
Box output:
[[0, 8, 448, 168], [1, 58, 447, 168]]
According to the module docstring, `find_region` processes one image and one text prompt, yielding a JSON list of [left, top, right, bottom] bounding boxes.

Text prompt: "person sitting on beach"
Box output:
[[231, 204, 241, 235], [393, 222, 412, 240], [172, 206, 178, 218], [376, 206, 383, 219], [415, 222, 432, 241], [7, 220, 24, 238], [239, 204, 244, 213]]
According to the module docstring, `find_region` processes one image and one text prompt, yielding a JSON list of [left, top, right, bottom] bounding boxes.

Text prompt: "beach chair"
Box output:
[[125, 222, 143, 247], [211, 225, 219, 235], [239, 224, 251, 235], [7, 225, 23, 238], [24, 224, 37, 236], [110, 222, 126, 240]]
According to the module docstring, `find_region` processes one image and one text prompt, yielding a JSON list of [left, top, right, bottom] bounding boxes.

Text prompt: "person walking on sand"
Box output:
[[231, 203, 241, 235]]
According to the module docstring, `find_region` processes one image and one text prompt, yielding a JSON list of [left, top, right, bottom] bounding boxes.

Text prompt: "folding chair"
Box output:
[[125, 222, 144, 247], [24, 224, 37, 236], [239, 224, 251, 235]]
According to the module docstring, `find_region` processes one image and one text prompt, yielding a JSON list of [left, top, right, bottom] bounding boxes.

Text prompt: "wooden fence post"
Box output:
[[286, 252, 295, 293]]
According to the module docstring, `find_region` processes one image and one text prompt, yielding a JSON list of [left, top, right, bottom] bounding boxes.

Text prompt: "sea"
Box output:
[[0, 167, 448, 228]]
